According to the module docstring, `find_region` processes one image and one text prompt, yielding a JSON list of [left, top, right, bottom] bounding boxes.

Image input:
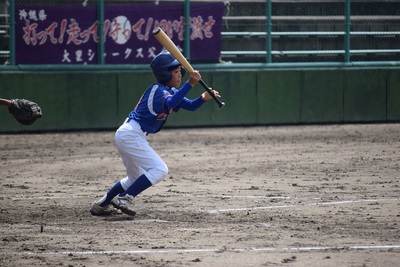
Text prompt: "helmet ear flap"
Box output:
[[156, 70, 172, 83], [180, 66, 186, 77], [180, 58, 190, 77]]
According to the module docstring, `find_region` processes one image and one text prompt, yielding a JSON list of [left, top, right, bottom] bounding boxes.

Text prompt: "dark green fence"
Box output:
[[1, 67, 399, 132]]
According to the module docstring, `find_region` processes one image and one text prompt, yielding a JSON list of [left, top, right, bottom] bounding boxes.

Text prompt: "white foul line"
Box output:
[[206, 198, 400, 213], [10, 194, 319, 201], [1, 244, 400, 256]]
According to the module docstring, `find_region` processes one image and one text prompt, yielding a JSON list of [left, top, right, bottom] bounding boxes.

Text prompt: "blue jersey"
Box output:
[[128, 81, 205, 134]]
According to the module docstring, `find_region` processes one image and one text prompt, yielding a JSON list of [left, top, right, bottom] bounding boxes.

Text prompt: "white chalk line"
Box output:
[[11, 195, 89, 200], [3, 196, 400, 257], [1, 244, 400, 256], [175, 193, 321, 200], [206, 198, 400, 213], [11, 194, 313, 201], [10, 194, 399, 215]]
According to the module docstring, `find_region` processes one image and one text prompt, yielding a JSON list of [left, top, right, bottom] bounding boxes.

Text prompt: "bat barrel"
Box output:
[[152, 27, 161, 35]]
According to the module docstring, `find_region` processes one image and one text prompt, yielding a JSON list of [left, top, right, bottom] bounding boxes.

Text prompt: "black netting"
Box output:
[[221, 0, 400, 63]]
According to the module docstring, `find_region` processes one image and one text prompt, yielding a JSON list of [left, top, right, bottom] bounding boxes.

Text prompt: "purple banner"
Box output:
[[15, 2, 224, 64]]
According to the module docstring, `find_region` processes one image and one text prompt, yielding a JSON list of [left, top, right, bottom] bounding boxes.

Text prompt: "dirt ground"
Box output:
[[1, 124, 399, 267]]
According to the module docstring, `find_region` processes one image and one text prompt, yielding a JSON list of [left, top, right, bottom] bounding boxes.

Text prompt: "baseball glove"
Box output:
[[8, 99, 43, 125]]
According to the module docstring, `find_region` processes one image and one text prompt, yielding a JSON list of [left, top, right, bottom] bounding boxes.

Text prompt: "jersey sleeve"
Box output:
[[164, 82, 193, 110], [151, 85, 172, 115], [176, 96, 205, 111]]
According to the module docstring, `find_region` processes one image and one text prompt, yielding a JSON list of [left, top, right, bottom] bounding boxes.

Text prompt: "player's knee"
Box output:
[[157, 164, 169, 180], [149, 164, 168, 184]]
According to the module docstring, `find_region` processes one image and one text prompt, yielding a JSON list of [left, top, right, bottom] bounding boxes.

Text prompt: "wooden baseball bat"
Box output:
[[152, 27, 225, 108]]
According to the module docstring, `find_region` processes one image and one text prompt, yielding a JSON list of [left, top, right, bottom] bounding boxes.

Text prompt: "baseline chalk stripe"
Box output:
[[1, 244, 399, 256], [177, 194, 321, 200], [11, 194, 321, 201], [206, 198, 400, 213], [11, 195, 89, 200]]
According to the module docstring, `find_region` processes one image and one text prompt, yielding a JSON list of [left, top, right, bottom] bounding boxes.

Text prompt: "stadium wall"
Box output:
[[1, 67, 399, 132]]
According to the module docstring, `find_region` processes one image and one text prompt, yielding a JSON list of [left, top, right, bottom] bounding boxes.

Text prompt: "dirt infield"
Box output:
[[1, 124, 399, 266]]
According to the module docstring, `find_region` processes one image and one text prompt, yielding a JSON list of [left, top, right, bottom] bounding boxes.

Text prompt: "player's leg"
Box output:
[[119, 147, 168, 197], [111, 128, 168, 215], [92, 153, 143, 210], [90, 125, 142, 216]]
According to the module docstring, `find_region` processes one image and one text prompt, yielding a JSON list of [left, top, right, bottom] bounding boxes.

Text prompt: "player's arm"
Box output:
[[0, 98, 12, 107], [165, 71, 201, 109], [200, 89, 221, 101], [177, 89, 222, 111], [177, 96, 205, 111], [165, 82, 192, 109]]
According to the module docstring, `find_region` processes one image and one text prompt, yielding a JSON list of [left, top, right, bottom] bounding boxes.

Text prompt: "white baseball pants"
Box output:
[[115, 118, 168, 190]]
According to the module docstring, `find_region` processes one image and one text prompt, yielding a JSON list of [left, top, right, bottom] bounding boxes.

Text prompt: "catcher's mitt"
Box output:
[[8, 99, 43, 125]]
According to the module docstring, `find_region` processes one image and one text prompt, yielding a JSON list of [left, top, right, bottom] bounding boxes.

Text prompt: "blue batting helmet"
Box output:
[[150, 50, 181, 84]]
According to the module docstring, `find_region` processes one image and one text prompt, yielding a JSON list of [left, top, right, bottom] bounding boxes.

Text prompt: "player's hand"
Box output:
[[201, 88, 221, 101], [188, 71, 201, 87]]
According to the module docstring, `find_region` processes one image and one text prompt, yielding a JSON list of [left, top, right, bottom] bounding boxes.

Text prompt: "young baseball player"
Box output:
[[90, 50, 221, 216]]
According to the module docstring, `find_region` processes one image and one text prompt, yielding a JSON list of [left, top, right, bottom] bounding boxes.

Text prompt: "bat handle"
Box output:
[[198, 79, 225, 108]]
